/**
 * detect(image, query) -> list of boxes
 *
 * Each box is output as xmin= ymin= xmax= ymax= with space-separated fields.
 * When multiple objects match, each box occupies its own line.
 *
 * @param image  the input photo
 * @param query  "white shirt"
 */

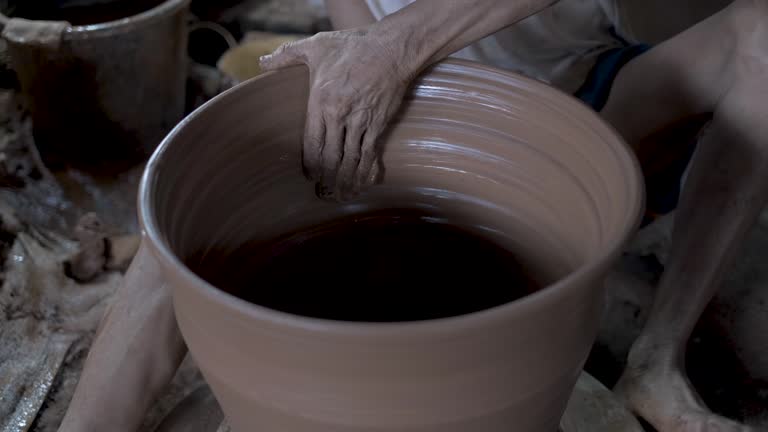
xmin=364 ymin=0 xmax=731 ymax=93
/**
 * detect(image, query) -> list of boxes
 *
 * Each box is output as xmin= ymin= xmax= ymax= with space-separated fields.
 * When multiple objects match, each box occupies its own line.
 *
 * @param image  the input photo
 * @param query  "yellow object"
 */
xmin=217 ymin=31 xmax=304 ymax=82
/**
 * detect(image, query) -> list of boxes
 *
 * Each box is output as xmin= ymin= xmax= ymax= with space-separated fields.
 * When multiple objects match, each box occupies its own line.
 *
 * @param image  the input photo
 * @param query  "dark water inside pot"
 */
xmin=188 ymin=208 xmax=543 ymax=322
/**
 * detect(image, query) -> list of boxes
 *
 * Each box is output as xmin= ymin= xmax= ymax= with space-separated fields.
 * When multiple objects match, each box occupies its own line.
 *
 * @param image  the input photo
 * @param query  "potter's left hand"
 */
xmin=259 ymin=27 xmax=414 ymax=200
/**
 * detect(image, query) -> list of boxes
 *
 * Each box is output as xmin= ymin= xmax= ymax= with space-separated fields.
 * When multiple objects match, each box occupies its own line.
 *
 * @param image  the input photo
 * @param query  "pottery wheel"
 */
xmin=559 ymin=372 xmax=643 ymax=432
xmin=177 ymin=371 xmax=644 ymax=432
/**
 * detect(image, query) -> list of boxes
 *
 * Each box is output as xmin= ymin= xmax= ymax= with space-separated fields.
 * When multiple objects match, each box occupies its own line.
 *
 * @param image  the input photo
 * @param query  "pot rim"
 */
xmin=139 ymin=59 xmax=645 ymax=337
xmin=0 ymin=0 xmax=191 ymax=39
xmin=68 ymin=0 xmax=190 ymax=38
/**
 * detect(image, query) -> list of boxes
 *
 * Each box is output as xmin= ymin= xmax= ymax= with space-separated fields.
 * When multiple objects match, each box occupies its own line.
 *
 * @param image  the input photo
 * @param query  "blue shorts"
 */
xmin=574 ymin=44 xmax=650 ymax=112
xmin=574 ymin=43 xmax=696 ymax=226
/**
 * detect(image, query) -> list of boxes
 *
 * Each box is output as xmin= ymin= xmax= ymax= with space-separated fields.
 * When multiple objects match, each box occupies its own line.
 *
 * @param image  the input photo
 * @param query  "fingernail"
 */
xmin=371 ymin=170 xmax=383 ymax=185
xmin=370 ymin=161 xmax=384 ymax=185
xmin=315 ymin=182 xmax=335 ymax=201
xmin=303 ymin=163 xmax=321 ymax=182
xmin=334 ymin=187 xmax=347 ymax=203
xmin=301 ymin=163 xmax=312 ymax=181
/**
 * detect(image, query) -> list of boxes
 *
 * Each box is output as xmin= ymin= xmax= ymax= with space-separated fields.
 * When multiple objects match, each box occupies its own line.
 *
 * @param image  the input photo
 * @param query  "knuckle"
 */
xmin=344 ymin=141 xmax=362 ymax=157
xmin=274 ymin=42 xmax=293 ymax=56
xmin=361 ymin=143 xmax=377 ymax=159
xmin=323 ymin=147 xmax=342 ymax=162
xmin=285 ymin=39 xmax=304 ymax=51
xmin=349 ymin=109 xmax=372 ymax=125
xmin=342 ymin=154 xmax=361 ymax=172
xmin=324 ymin=107 xmax=345 ymax=122
xmin=303 ymin=129 xmax=323 ymax=144
xmin=303 ymin=138 xmax=323 ymax=155
xmin=340 ymin=156 xmax=357 ymax=171
xmin=311 ymin=31 xmax=331 ymax=40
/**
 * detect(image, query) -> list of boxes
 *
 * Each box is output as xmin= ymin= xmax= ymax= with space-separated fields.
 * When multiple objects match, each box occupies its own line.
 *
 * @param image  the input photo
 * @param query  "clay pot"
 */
xmin=135 ymin=60 xmax=643 ymax=431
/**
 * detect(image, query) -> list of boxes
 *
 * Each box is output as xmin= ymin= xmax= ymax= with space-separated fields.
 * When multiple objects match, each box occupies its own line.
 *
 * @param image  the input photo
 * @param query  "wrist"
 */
xmin=365 ymin=15 xmax=432 ymax=84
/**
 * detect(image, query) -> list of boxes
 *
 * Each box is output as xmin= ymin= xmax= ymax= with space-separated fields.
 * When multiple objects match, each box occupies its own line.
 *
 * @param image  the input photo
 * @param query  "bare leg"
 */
xmin=615 ymin=92 xmax=768 ymax=432
xmin=600 ymin=1 xmax=768 ymax=430
xmin=58 ymin=243 xmax=187 ymax=432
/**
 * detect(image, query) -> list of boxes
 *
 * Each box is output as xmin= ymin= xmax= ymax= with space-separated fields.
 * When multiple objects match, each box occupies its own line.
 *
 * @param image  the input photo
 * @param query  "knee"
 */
xmin=730 ymin=0 xmax=768 ymax=26
xmin=714 ymin=84 xmax=768 ymax=146
xmin=727 ymin=0 xmax=768 ymax=79
xmin=706 ymin=0 xmax=768 ymax=126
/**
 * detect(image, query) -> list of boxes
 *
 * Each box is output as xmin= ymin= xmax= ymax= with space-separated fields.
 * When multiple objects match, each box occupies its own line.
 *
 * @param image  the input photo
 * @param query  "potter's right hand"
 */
xmin=259 ymin=0 xmax=560 ymax=199
xmin=259 ymin=28 xmax=415 ymax=200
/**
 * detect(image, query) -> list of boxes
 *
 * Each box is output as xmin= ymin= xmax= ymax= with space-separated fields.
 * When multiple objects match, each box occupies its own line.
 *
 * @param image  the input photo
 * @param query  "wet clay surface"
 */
xmin=188 ymin=208 xmax=541 ymax=322
xmin=10 ymin=0 xmax=166 ymax=25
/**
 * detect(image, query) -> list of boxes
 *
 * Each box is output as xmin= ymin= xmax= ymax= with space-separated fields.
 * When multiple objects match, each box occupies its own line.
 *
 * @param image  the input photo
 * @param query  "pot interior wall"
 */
xmin=148 ymin=63 xmax=640 ymax=292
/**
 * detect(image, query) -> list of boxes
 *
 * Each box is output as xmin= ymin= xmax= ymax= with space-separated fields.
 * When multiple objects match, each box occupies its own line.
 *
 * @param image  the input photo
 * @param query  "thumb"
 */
xmin=260 ymin=41 xmax=304 ymax=71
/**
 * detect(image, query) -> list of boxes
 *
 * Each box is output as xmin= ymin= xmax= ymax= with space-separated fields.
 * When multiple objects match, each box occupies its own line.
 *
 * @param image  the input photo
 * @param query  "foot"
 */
xmin=614 ymin=344 xmax=753 ymax=432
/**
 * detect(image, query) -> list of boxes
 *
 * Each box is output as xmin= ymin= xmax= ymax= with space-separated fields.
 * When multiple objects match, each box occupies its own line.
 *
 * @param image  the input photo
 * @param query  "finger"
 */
xmin=336 ymin=124 xmax=364 ymax=199
xmin=370 ymin=156 xmax=384 ymax=185
xmin=320 ymin=116 xmax=345 ymax=194
xmin=315 ymin=182 xmax=334 ymax=201
xmin=355 ymin=125 xmax=383 ymax=190
xmin=259 ymin=41 xmax=305 ymax=71
xmin=302 ymin=99 xmax=325 ymax=181
xmin=352 ymin=156 xmax=384 ymax=197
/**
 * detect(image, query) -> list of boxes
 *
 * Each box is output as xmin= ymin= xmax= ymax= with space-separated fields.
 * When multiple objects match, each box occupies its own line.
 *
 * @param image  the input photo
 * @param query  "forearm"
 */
xmin=325 ymin=0 xmax=376 ymax=29
xmin=369 ymin=0 xmax=558 ymax=78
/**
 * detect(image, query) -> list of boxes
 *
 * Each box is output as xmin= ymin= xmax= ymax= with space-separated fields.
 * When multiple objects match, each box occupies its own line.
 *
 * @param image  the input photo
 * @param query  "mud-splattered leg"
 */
xmin=58 ymin=243 xmax=187 ymax=432
xmin=600 ymin=1 xmax=768 ymax=430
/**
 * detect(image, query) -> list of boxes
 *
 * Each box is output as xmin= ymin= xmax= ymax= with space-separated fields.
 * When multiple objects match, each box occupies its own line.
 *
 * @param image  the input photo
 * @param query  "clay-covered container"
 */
xmin=1 ymin=0 xmax=190 ymax=165
xmin=138 ymin=60 xmax=643 ymax=431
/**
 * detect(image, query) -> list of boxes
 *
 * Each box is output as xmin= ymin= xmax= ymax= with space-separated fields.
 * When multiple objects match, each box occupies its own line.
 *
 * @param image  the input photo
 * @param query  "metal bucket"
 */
xmin=0 ymin=0 xmax=191 ymax=169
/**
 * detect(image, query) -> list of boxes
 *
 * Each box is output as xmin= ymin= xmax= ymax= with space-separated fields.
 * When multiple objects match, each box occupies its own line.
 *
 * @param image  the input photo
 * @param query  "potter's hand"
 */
xmin=260 ymin=28 xmax=413 ymax=199
xmin=260 ymin=0 xmax=558 ymax=200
